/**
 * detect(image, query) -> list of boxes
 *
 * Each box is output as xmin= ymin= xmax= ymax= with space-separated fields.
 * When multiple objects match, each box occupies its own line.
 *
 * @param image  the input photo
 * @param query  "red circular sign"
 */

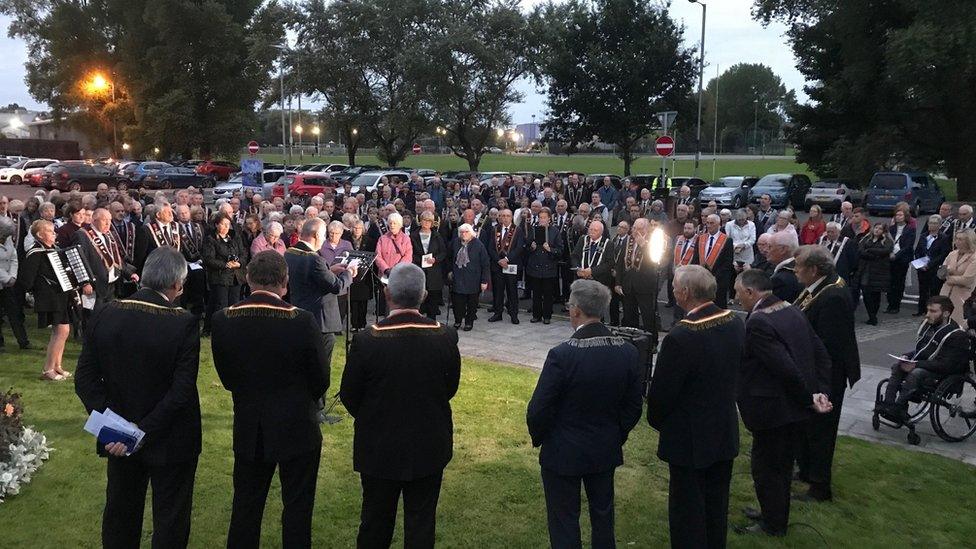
xmin=247 ymin=140 xmax=259 ymax=155
xmin=412 ymin=143 xmax=422 ymax=155
xmin=655 ymin=135 xmax=675 ymax=157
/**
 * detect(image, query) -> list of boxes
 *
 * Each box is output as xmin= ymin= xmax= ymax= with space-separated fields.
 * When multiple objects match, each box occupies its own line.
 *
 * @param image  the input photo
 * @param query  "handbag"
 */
xmin=937 ymin=264 xmax=949 ymax=280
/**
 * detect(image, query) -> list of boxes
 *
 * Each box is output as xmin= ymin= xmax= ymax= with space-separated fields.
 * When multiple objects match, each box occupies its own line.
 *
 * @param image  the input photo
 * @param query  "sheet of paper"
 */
xmin=84 ymin=407 xmax=146 ymax=455
xmin=347 ymin=258 xmax=361 ymax=270
xmin=188 ymin=261 xmax=203 ymax=271
xmin=81 ymin=293 xmax=96 ymax=310
xmin=888 ymin=353 xmax=918 ymax=364
xmin=503 ymin=264 xmax=518 ymax=275
xmin=910 ymin=257 xmax=929 ymax=270
xmin=422 ymin=253 xmax=435 ymax=268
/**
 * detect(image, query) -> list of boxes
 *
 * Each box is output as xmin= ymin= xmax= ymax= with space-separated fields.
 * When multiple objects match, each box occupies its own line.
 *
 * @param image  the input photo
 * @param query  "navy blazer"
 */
xmin=648 ymin=303 xmax=743 ymax=469
xmin=738 ymin=295 xmax=832 ymax=432
xmin=449 ymin=236 xmax=490 ymax=294
xmin=482 ymin=223 xmax=526 ymax=271
xmin=524 ymin=225 xmax=564 ymax=279
xmin=914 ymin=231 xmax=952 ymax=272
xmin=889 ymin=223 xmax=917 ymax=264
xmin=527 ymin=322 xmax=643 ymax=476
xmin=284 ymin=240 xmax=352 ymax=333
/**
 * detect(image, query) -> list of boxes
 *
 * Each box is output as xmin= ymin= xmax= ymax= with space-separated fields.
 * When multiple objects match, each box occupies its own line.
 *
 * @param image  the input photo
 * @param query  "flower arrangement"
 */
xmin=0 ymin=390 xmax=52 ymax=503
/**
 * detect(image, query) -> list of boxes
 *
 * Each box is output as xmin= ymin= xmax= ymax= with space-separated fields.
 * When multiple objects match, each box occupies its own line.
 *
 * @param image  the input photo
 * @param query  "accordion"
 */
xmin=47 ymin=245 xmax=94 ymax=292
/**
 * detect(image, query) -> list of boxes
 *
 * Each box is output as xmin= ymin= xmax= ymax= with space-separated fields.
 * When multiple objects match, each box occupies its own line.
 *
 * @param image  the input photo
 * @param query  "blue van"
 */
xmin=864 ymin=172 xmax=944 ymax=217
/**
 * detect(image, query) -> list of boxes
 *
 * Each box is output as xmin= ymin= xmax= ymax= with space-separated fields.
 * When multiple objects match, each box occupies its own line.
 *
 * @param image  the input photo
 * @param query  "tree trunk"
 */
xmin=949 ymin=154 xmax=974 ymax=202
xmin=345 ymin=129 xmax=358 ymax=165
xmin=618 ymin=143 xmax=634 ymax=176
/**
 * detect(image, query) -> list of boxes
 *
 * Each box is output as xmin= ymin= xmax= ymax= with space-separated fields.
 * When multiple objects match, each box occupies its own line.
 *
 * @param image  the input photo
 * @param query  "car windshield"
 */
xmin=870 ymin=174 xmax=906 ymax=190
xmin=226 ymin=175 xmax=243 ymax=183
xmin=712 ymin=178 xmax=742 ymax=188
xmin=812 ymin=181 xmax=842 ymax=188
xmin=349 ymin=174 xmax=377 ymax=188
xmin=755 ymin=175 xmax=788 ymax=187
xmin=9 ymin=160 xmax=27 ymax=169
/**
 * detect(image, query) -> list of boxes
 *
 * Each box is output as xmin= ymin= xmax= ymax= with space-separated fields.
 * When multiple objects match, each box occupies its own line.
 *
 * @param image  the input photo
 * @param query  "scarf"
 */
xmin=455 ymin=241 xmax=470 ymax=269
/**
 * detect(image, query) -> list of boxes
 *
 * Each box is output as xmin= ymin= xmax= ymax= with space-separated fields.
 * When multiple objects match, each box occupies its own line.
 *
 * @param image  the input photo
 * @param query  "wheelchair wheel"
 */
xmin=930 ymin=375 xmax=976 ymax=442
xmin=871 ymin=412 xmax=880 ymax=431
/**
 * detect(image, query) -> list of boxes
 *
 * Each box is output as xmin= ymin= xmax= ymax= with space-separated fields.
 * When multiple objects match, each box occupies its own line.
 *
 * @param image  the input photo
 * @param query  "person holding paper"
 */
xmin=913 ymin=215 xmax=952 ymax=317
xmin=483 ymin=209 xmax=524 ymax=324
xmin=411 ymin=211 xmax=447 ymax=319
xmin=211 ymin=251 xmax=331 ymax=548
xmin=74 ymin=247 xmax=201 ymax=549
xmin=73 ymin=208 xmax=139 ymax=309
xmin=885 ymin=208 xmax=916 ymax=314
xmin=879 ymin=295 xmax=970 ymax=424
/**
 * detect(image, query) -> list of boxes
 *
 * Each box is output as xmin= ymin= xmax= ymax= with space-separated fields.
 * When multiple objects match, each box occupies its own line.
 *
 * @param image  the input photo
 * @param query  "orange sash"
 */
xmin=673 ymin=237 xmax=695 ymax=266
xmin=697 ymin=232 xmax=727 ymax=270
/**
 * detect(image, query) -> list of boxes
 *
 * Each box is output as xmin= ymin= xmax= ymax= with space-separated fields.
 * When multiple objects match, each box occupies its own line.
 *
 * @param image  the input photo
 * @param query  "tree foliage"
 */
xmin=0 ymin=0 xmax=285 ymax=158
xmin=700 ymin=63 xmax=796 ymax=153
xmin=754 ymin=0 xmax=976 ymax=197
xmin=533 ymin=0 xmax=696 ymax=175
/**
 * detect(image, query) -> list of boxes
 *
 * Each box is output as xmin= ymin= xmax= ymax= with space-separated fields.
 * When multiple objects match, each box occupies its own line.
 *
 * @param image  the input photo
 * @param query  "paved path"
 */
xmin=455 ymin=304 xmax=976 ymax=467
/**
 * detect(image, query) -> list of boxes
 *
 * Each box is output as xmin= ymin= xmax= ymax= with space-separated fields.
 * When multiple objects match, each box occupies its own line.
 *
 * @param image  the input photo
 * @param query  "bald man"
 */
xmin=74 ymin=208 xmax=139 ymax=305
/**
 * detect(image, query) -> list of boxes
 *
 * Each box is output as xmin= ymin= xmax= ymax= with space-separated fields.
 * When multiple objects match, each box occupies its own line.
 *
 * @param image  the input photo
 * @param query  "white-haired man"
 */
xmin=693 ymin=214 xmax=735 ymax=309
xmin=767 ymin=229 xmax=802 ymax=302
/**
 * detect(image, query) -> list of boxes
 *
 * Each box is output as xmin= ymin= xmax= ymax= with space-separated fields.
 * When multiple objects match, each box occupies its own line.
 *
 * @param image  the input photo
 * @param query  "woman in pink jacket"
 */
xmin=249 ymin=221 xmax=286 ymax=256
xmin=374 ymin=212 xmax=413 ymax=277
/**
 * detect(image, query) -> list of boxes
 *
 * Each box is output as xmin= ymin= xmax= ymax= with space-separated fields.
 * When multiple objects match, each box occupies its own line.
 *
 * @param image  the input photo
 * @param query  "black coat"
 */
xmin=202 ymin=232 xmax=247 ymax=287
xmin=857 ymin=235 xmax=894 ymax=291
xmin=347 ymin=235 xmax=375 ymax=302
xmin=738 ymin=295 xmax=832 ymax=432
xmin=524 ymin=225 xmax=563 ymax=279
xmin=72 ymin=228 xmax=136 ymax=303
xmin=914 ymin=232 xmax=952 ymax=273
xmin=411 ymin=229 xmax=448 ymax=290
xmin=211 ymin=292 xmax=331 ymax=462
xmin=571 ymin=236 xmax=616 ymax=288
xmin=284 ymin=240 xmax=353 ymax=333
xmin=449 ymin=237 xmax=490 ymax=294
xmin=527 ymin=322 xmax=643 ymax=476
xmin=340 ymin=312 xmax=461 ymax=481
xmin=75 ymin=288 xmax=201 ymax=464
xmin=648 ymin=304 xmax=743 ymax=469
xmin=797 ymin=276 xmax=861 ymax=390
xmin=771 ymin=258 xmax=803 ymax=303
xmin=821 ymin=237 xmax=859 ymax=283
xmin=889 ymin=223 xmax=917 ymax=265
xmin=134 ymin=221 xmax=181 ymax=272
xmin=18 ymin=244 xmax=71 ymax=314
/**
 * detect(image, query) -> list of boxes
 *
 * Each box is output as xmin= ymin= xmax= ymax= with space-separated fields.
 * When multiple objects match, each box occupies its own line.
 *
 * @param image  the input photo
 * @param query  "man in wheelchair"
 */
xmin=879 ymin=296 xmax=970 ymax=424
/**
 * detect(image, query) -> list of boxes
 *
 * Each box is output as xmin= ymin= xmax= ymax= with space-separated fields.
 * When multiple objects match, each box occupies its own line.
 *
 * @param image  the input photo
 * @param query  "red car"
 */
xmin=271 ymin=172 xmax=336 ymax=198
xmin=195 ymin=160 xmax=239 ymax=181
xmin=26 ymin=167 xmax=49 ymax=187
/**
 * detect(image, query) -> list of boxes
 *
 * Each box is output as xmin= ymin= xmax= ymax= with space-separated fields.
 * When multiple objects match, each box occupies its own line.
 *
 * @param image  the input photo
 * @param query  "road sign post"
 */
xmin=655 ymin=111 xmax=678 ymax=195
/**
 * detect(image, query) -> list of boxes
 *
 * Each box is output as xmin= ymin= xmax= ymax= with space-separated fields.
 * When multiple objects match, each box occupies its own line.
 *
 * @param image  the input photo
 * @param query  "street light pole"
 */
xmin=689 ymin=0 xmax=706 ymax=176
xmin=712 ymin=63 xmax=719 ymax=180
xmin=279 ymin=51 xmax=286 ymax=163
xmin=754 ymin=98 xmax=759 ymax=152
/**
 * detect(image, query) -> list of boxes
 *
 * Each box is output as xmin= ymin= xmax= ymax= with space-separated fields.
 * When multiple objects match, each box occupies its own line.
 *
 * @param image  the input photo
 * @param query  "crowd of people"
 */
xmin=2 ymin=169 xmax=975 ymax=547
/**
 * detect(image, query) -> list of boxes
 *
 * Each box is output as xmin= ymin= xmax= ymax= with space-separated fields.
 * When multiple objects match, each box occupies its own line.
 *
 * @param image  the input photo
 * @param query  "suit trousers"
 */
xmin=491 ymin=270 xmax=519 ymax=318
xmin=529 ymin=276 xmax=557 ymax=320
xmin=796 ymin=367 xmax=848 ymax=495
xmin=887 ymin=260 xmax=910 ymax=310
xmin=103 ymin=456 xmax=198 ymax=549
xmin=350 ymin=298 xmax=370 ymax=329
xmin=750 ymin=422 xmax=799 ymax=534
xmin=667 ymin=460 xmax=733 ymax=549
xmin=541 ymin=467 xmax=616 ymax=549
xmin=205 ymin=283 xmax=241 ymax=331
xmin=558 ymin=262 xmax=574 ymax=302
xmin=0 ymin=286 xmax=28 ymax=347
xmin=608 ymin=279 xmax=622 ymax=326
xmin=916 ymin=269 xmax=944 ymax=315
xmin=357 ymin=472 xmax=444 ymax=549
xmin=180 ymin=268 xmax=206 ymax=318
xmin=622 ymin=292 xmax=657 ymax=333
xmin=451 ymin=292 xmax=479 ymax=325
xmin=227 ymin=448 xmax=322 ymax=549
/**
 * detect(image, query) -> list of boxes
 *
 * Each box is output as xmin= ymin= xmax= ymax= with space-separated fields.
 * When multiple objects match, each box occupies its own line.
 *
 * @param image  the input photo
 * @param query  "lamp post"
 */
xmin=754 ymin=97 xmax=760 ymax=152
xmin=312 ymin=125 xmax=320 ymax=157
xmin=688 ymin=0 xmax=706 ymax=176
xmin=84 ymin=72 xmax=118 ymax=157
xmin=295 ymin=124 xmax=304 ymax=161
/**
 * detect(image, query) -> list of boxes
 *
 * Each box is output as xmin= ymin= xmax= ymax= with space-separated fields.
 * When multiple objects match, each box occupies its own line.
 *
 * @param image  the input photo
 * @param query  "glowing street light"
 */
xmin=8 ymin=117 xmax=22 ymax=129
xmin=648 ymin=227 xmax=667 ymax=264
xmin=351 ymin=128 xmax=358 ymax=136
xmin=153 ymin=147 xmax=160 ymax=155
xmin=312 ymin=125 xmax=320 ymax=156
xmin=121 ymin=142 xmax=130 ymax=152
xmin=82 ymin=71 xmax=118 ymax=156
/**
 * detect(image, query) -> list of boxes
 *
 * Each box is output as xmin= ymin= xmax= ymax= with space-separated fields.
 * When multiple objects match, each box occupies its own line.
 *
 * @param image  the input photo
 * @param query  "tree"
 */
xmin=534 ymin=0 xmax=696 ymax=176
xmin=754 ymin=0 xmax=976 ymax=198
xmin=0 ymin=0 xmax=285 ymax=158
xmin=292 ymin=0 xmax=434 ymax=167
xmin=425 ymin=0 xmax=533 ymax=170
xmin=700 ymin=63 xmax=796 ymax=153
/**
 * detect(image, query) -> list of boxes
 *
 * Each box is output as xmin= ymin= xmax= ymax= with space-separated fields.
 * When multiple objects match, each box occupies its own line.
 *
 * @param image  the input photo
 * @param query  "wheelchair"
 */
xmin=873 ymin=368 xmax=976 ymax=445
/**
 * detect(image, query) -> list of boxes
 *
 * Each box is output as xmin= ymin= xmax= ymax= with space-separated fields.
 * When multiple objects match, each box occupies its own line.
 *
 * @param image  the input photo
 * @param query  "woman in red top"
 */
xmin=799 ymin=204 xmax=827 ymax=245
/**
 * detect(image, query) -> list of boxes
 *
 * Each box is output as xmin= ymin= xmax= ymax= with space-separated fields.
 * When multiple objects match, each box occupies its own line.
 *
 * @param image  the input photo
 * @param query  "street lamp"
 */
xmin=312 ymin=125 xmax=320 ymax=156
xmin=153 ymin=147 xmax=160 ymax=156
xmin=83 ymin=71 xmax=118 ymax=158
xmin=121 ymin=143 xmax=130 ymax=153
xmin=295 ymin=124 xmax=304 ymax=161
xmin=688 ymin=0 xmax=706 ymax=176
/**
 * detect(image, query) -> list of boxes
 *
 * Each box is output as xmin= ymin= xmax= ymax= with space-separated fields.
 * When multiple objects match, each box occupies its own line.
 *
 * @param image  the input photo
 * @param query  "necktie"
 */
xmin=707 ymin=235 xmax=715 ymax=256
xmin=164 ymin=226 xmax=171 ymax=243
xmin=501 ymin=227 xmax=506 ymax=241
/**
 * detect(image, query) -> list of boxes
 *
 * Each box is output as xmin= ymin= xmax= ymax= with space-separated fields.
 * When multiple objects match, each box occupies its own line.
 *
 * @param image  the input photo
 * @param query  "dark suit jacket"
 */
xmin=483 ymin=224 xmax=525 ymax=273
xmin=829 ymin=238 xmax=859 ymax=283
xmin=411 ymin=229 xmax=448 ymax=290
xmin=615 ymin=238 xmax=659 ymax=295
xmin=648 ymin=303 xmax=743 ymax=469
xmin=211 ymin=291 xmax=330 ymax=461
xmin=75 ymin=288 xmax=201 ymax=464
xmin=449 ymin=237 xmax=490 ymax=294
xmin=340 ymin=312 xmax=461 ymax=481
xmin=691 ymin=232 xmax=735 ymax=286
xmin=570 ymin=236 xmax=615 ymax=288
xmin=524 ymin=225 xmax=563 ymax=279
xmin=771 ymin=258 xmax=803 ymax=302
xmin=914 ymin=232 xmax=952 ymax=273
xmin=738 ymin=295 xmax=832 ymax=432
xmin=72 ymin=229 xmax=136 ymax=303
xmin=284 ymin=240 xmax=352 ymax=333
xmin=797 ymin=276 xmax=861 ymax=390
xmin=889 ymin=223 xmax=917 ymax=264
xmin=527 ymin=322 xmax=643 ymax=476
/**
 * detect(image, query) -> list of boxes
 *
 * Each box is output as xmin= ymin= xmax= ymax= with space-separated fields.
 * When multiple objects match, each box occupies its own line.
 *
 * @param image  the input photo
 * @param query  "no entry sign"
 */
xmin=247 ymin=140 xmax=259 ymax=155
xmin=412 ymin=143 xmax=422 ymax=155
xmin=655 ymin=136 xmax=675 ymax=157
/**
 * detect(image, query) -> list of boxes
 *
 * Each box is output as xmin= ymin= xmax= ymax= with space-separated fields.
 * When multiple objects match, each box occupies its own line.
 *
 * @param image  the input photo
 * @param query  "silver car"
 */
xmin=804 ymin=179 xmax=864 ymax=211
xmin=696 ymin=176 xmax=759 ymax=209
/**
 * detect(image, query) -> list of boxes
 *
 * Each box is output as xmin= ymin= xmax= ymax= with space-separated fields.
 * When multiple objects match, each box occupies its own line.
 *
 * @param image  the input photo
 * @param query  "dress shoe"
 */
xmin=488 ymin=314 xmax=503 ymax=322
xmin=454 ymin=322 xmax=462 ymax=329
xmin=742 ymin=507 xmax=763 ymax=521
xmin=510 ymin=317 xmax=520 ymax=325
xmin=866 ymin=318 xmax=878 ymax=326
xmin=530 ymin=317 xmax=542 ymax=323
xmin=463 ymin=324 xmax=473 ymax=331
xmin=543 ymin=318 xmax=551 ymax=325
xmin=733 ymin=522 xmax=785 ymax=537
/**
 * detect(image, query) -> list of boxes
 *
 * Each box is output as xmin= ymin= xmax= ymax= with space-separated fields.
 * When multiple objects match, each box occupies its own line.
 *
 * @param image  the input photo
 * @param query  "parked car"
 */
xmin=748 ymin=173 xmax=813 ymax=210
xmin=43 ymin=161 xmax=131 ymax=192
xmin=513 ymin=171 xmax=545 ymax=183
xmin=668 ymin=176 xmax=710 ymax=199
xmin=554 ymin=171 xmax=588 ymax=184
xmin=804 ymin=179 xmax=864 ymax=211
xmin=123 ymin=162 xmax=173 ymax=184
xmin=195 ymin=160 xmax=239 ymax=181
xmin=697 ymin=176 xmax=760 ymax=209
xmin=214 ymin=169 xmax=296 ymax=200
xmin=442 ymin=170 xmax=480 ymax=181
xmin=342 ymin=170 xmax=412 ymax=196
xmin=0 ymin=158 xmax=58 ymax=185
xmin=478 ymin=171 xmax=511 ymax=183
xmin=305 ymin=163 xmax=348 ymax=174
xmin=330 ymin=165 xmax=383 ymax=184
xmin=589 ymin=173 xmax=624 ymax=189
xmin=26 ymin=167 xmax=49 ymax=187
xmin=864 ymin=171 xmax=944 ymax=217
xmin=271 ymin=172 xmax=337 ymax=199
xmin=141 ymin=166 xmax=215 ymax=189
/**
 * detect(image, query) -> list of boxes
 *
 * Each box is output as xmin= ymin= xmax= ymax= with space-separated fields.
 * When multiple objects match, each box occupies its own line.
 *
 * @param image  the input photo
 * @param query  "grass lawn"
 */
xmin=2 ymin=322 xmax=975 ymax=547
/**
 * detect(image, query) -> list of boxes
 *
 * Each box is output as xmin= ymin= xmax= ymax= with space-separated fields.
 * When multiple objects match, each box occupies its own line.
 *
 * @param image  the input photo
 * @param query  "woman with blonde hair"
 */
xmin=19 ymin=219 xmax=73 ymax=380
xmin=940 ymin=229 xmax=976 ymax=326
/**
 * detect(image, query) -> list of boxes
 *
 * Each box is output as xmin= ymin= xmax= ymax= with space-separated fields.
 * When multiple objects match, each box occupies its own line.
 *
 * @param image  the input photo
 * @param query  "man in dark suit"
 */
xmin=527 ymin=279 xmax=643 ymax=549
xmin=818 ymin=222 xmax=859 ymax=284
xmin=648 ymin=265 xmax=744 ymax=549
xmin=212 ymin=251 xmax=331 ymax=548
xmin=73 ymin=208 xmax=139 ymax=308
xmin=766 ymin=229 xmax=802 ymax=302
xmin=134 ymin=202 xmax=181 ymax=272
xmin=914 ymin=214 xmax=952 ymax=316
xmin=75 ymin=247 xmax=201 ymax=548
xmin=793 ymin=246 xmax=861 ymax=502
xmin=341 ymin=263 xmax=461 ymax=548
xmin=615 ymin=218 xmax=661 ymax=332
xmin=484 ymin=209 xmax=525 ymax=323
xmin=733 ymin=269 xmax=833 ymax=537
xmin=753 ymin=194 xmax=777 ymax=235
xmin=692 ymin=213 xmax=735 ymax=308
xmin=570 ymin=219 xmax=616 ymax=301
xmin=284 ymin=216 xmax=356 ymax=353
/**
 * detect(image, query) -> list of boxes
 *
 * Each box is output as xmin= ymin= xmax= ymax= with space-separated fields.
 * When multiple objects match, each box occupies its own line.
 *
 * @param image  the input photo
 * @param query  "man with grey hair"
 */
xmin=527 ymin=278 xmax=642 ymax=549
xmin=340 ymin=262 xmax=461 ymax=549
xmin=75 ymin=246 xmax=201 ymax=548
xmin=955 ymin=203 xmax=976 ymax=233
xmin=693 ymin=213 xmax=735 ymax=309
xmin=649 ymin=264 xmax=744 ymax=548
xmin=818 ymin=220 xmax=857 ymax=284
xmin=767 ymin=229 xmax=802 ymax=302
